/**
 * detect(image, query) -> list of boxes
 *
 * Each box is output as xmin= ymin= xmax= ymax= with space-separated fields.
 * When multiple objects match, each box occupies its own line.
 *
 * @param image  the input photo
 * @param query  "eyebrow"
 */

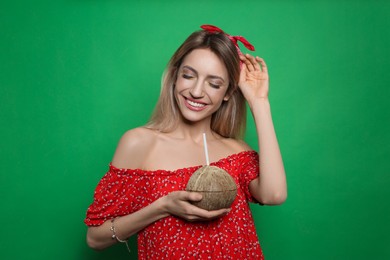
xmin=181 ymin=65 xmax=226 ymax=83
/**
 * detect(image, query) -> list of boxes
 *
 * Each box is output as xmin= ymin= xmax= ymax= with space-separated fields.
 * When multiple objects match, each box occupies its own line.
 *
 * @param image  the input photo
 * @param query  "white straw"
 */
xmin=202 ymin=133 xmax=210 ymax=166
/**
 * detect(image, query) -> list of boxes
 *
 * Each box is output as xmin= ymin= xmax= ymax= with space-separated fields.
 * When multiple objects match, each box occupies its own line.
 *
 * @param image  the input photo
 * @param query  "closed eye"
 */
xmin=209 ymin=82 xmax=221 ymax=89
xmin=182 ymin=74 xmax=194 ymax=79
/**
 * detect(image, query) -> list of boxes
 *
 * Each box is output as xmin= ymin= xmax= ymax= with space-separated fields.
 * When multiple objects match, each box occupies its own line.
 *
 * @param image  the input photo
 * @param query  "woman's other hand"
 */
xmin=238 ymin=54 xmax=269 ymax=107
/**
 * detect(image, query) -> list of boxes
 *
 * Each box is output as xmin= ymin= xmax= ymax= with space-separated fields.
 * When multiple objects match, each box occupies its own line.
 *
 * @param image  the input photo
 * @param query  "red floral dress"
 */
xmin=85 ymin=150 xmax=264 ymax=259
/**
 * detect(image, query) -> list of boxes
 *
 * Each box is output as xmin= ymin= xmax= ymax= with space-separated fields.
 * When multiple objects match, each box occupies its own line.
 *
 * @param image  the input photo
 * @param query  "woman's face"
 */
xmin=174 ymin=48 xmax=230 ymax=124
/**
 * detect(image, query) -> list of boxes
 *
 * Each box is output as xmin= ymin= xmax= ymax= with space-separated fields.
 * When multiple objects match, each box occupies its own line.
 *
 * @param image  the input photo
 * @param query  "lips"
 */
xmin=184 ymin=97 xmax=207 ymax=111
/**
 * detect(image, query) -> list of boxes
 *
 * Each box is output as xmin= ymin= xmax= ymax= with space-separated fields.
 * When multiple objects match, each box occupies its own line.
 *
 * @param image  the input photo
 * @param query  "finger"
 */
xmin=184 ymin=191 xmax=203 ymax=202
xmin=207 ymin=208 xmax=231 ymax=217
xmin=243 ymin=54 xmax=255 ymax=72
xmin=201 ymin=208 xmax=231 ymax=221
xmin=192 ymin=207 xmax=231 ymax=219
xmin=240 ymin=53 xmax=254 ymax=72
xmin=246 ymin=54 xmax=261 ymax=71
xmin=256 ymin=57 xmax=268 ymax=73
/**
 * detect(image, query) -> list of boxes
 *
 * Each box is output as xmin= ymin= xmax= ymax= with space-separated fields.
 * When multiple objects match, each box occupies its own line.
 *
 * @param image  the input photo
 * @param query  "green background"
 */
xmin=1 ymin=0 xmax=389 ymax=259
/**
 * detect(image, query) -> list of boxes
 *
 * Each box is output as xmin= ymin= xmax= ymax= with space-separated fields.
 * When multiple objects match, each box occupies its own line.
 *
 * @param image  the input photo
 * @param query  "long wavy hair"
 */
xmin=146 ymin=29 xmax=247 ymax=139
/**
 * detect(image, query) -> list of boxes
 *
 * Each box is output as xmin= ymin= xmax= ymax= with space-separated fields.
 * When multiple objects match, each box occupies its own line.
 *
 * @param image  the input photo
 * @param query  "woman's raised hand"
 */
xmin=161 ymin=191 xmax=230 ymax=222
xmin=238 ymin=54 xmax=269 ymax=107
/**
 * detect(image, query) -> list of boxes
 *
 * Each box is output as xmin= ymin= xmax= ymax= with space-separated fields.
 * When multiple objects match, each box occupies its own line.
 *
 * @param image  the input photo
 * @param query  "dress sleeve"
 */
xmin=84 ymin=165 xmax=148 ymax=226
xmin=239 ymin=151 xmax=260 ymax=203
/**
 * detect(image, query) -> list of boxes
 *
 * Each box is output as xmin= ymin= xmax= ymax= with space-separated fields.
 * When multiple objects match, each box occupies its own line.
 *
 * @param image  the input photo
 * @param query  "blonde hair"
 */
xmin=146 ymin=30 xmax=247 ymax=139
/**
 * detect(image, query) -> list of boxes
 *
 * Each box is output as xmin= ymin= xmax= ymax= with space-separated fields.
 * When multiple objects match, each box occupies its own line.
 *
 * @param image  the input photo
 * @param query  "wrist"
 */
xmin=248 ymin=97 xmax=270 ymax=111
xmin=155 ymin=196 xmax=170 ymax=218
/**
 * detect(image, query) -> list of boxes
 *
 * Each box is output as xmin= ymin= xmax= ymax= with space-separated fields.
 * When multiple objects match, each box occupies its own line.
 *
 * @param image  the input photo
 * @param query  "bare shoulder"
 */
xmin=225 ymin=138 xmax=253 ymax=153
xmin=215 ymin=135 xmax=254 ymax=159
xmin=111 ymin=127 xmax=157 ymax=169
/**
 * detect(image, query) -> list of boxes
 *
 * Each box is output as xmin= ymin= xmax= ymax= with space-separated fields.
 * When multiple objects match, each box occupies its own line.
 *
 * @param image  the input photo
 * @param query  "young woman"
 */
xmin=85 ymin=25 xmax=287 ymax=259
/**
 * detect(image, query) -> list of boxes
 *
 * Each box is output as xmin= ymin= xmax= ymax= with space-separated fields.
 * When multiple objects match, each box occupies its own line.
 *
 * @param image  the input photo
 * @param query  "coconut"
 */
xmin=186 ymin=165 xmax=237 ymax=211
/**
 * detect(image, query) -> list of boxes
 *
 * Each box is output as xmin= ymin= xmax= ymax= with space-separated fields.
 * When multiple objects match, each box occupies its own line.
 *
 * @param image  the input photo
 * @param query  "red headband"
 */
xmin=200 ymin=24 xmax=255 ymax=57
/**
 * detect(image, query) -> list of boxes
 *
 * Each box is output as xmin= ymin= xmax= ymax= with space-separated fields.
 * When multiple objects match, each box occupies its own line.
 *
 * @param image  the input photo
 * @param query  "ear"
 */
xmin=224 ymin=85 xmax=235 ymax=101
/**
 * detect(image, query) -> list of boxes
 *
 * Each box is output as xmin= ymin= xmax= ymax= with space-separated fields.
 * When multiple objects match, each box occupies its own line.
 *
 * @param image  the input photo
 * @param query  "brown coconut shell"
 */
xmin=186 ymin=165 xmax=237 ymax=211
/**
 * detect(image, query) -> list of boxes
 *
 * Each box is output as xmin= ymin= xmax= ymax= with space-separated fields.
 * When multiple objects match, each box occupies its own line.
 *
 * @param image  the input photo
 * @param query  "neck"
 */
xmin=171 ymin=118 xmax=217 ymax=144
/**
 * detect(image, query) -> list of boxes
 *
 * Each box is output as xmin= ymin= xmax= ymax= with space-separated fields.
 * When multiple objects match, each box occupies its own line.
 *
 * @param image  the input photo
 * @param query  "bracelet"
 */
xmin=110 ymin=217 xmax=131 ymax=253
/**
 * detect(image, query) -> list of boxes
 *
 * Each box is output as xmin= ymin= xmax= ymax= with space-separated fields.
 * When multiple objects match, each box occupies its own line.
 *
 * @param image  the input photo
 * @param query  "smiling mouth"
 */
xmin=187 ymin=99 xmax=205 ymax=107
xmin=184 ymin=97 xmax=207 ymax=111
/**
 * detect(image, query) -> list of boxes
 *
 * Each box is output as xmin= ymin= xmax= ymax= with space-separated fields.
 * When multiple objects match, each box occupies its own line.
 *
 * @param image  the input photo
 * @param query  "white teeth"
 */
xmin=187 ymin=99 xmax=205 ymax=108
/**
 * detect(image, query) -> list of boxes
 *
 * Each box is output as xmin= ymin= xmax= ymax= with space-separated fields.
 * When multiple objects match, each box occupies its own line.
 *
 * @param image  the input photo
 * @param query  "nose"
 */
xmin=189 ymin=80 xmax=204 ymax=98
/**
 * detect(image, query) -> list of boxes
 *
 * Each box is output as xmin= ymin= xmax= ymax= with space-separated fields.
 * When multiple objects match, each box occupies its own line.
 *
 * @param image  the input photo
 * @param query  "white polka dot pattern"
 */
xmin=85 ymin=151 xmax=263 ymax=259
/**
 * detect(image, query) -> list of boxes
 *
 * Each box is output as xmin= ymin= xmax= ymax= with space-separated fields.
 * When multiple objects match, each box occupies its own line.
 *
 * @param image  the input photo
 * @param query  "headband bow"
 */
xmin=200 ymin=24 xmax=255 ymax=57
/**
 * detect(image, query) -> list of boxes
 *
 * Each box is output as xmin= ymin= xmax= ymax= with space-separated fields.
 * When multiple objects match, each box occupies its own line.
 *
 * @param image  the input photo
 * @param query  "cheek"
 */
xmin=210 ymin=89 xmax=229 ymax=103
xmin=176 ymin=77 xmax=196 ymax=92
xmin=175 ymin=77 xmax=185 ymax=90
xmin=173 ymin=78 xmax=189 ymax=101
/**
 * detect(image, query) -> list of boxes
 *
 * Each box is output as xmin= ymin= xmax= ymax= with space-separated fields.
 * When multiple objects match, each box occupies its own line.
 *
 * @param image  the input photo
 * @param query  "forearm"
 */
xmin=87 ymin=197 xmax=169 ymax=250
xmin=249 ymin=98 xmax=287 ymax=205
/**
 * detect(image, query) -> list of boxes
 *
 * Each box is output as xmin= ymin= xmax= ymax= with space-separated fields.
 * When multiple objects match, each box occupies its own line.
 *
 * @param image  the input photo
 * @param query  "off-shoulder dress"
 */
xmin=85 ymin=150 xmax=264 ymax=259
